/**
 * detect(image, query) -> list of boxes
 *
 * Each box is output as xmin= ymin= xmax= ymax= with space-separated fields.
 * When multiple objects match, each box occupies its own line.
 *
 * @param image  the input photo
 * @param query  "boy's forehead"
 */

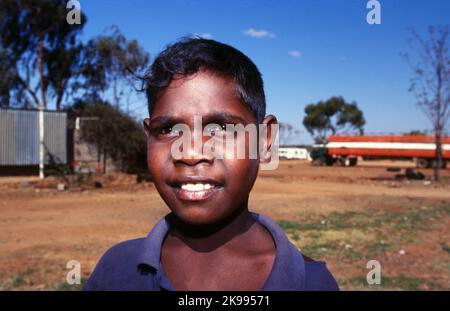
xmin=151 ymin=72 xmax=255 ymax=122
xmin=150 ymin=106 xmax=255 ymax=127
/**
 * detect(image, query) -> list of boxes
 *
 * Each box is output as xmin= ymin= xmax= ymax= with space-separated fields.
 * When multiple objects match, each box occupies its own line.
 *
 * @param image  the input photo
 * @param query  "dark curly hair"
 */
xmin=144 ymin=37 xmax=266 ymax=123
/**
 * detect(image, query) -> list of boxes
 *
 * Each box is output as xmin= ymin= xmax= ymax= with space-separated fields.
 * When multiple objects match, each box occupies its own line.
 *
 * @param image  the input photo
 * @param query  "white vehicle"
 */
xmin=278 ymin=147 xmax=311 ymax=160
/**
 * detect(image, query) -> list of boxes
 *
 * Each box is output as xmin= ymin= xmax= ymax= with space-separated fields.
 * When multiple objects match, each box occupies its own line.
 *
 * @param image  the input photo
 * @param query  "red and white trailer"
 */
xmin=326 ymin=135 xmax=450 ymax=168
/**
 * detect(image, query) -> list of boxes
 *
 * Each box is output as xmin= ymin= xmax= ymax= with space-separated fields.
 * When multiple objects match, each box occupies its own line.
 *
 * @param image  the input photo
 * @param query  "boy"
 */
xmin=83 ymin=38 xmax=339 ymax=291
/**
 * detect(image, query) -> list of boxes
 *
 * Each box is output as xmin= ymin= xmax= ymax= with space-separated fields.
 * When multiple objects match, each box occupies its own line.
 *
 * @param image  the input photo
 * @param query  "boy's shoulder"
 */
xmin=83 ymin=216 xmax=171 ymax=291
xmin=93 ymin=237 xmax=144 ymax=263
xmin=303 ymin=257 xmax=340 ymax=291
xmin=254 ymin=213 xmax=339 ymax=291
xmin=83 ymin=213 xmax=339 ymax=291
xmin=82 ymin=237 xmax=152 ymax=291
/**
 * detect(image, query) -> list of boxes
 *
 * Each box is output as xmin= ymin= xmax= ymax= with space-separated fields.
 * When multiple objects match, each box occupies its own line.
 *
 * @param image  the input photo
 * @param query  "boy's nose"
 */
xmin=173 ymin=151 xmax=214 ymax=166
xmin=172 ymin=139 xmax=214 ymax=166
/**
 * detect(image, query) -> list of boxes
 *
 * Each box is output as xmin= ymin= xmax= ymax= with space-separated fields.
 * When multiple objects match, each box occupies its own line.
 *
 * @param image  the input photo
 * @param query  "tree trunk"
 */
xmin=434 ymin=130 xmax=442 ymax=181
xmin=103 ymin=148 xmax=107 ymax=174
xmin=0 ymin=89 xmax=9 ymax=107
xmin=97 ymin=144 xmax=101 ymax=173
xmin=433 ymin=59 xmax=443 ymax=182
xmin=113 ymin=79 xmax=120 ymax=110
xmin=37 ymin=33 xmax=47 ymax=109
xmin=56 ymin=90 xmax=63 ymax=111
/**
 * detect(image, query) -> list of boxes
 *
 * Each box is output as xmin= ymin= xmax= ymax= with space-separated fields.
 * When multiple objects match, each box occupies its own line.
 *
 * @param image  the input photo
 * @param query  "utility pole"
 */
xmin=39 ymin=107 xmax=45 ymax=179
xmin=75 ymin=116 xmax=100 ymax=172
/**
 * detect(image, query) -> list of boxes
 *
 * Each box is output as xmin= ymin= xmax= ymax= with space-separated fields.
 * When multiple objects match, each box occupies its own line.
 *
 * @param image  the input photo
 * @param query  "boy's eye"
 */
xmin=154 ymin=126 xmax=182 ymax=138
xmin=205 ymin=123 xmax=227 ymax=136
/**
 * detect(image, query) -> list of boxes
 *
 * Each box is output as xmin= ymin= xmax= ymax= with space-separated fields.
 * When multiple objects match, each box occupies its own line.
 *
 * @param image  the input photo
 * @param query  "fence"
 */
xmin=0 ymin=108 xmax=67 ymax=166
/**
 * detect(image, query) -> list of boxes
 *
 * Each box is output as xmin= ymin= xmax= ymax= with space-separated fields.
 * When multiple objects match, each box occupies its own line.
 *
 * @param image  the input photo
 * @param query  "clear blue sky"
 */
xmin=78 ymin=0 xmax=450 ymax=144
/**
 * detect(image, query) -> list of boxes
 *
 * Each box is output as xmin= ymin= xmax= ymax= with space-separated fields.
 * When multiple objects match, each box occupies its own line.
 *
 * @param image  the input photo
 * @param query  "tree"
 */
xmin=303 ymin=96 xmax=365 ymax=143
xmin=0 ymin=49 xmax=21 ymax=107
xmin=403 ymin=26 xmax=450 ymax=181
xmin=45 ymin=41 xmax=84 ymax=111
xmin=67 ymin=99 xmax=147 ymax=174
xmin=80 ymin=26 xmax=149 ymax=110
xmin=0 ymin=0 xmax=86 ymax=110
xmin=279 ymin=123 xmax=301 ymax=146
xmin=407 ymin=130 xmax=426 ymax=136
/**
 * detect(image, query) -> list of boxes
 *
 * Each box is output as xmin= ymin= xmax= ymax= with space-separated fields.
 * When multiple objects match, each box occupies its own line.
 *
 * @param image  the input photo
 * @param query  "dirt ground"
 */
xmin=0 ymin=160 xmax=449 ymax=290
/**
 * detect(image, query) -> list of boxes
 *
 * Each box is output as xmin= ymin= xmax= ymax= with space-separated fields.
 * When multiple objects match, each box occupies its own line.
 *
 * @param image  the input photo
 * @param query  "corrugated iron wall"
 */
xmin=0 ymin=109 xmax=67 ymax=165
xmin=44 ymin=111 xmax=67 ymax=164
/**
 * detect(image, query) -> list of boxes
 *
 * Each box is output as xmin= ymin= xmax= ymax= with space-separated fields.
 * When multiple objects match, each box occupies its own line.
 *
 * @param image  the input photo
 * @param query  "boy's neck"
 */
xmin=167 ymin=203 xmax=255 ymax=252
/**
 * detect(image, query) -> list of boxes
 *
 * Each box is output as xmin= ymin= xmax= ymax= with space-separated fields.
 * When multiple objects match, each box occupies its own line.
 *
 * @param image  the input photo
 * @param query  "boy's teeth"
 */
xmin=180 ymin=183 xmax=214 ymax=191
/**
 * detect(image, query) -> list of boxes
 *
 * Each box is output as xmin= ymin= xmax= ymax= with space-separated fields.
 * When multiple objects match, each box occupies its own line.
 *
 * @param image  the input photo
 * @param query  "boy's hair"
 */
xmin=144 ymin=37 xmax=266 ymax=123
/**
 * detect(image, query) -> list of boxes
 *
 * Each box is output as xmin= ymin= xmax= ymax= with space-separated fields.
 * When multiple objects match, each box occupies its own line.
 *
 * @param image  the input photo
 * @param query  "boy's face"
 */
xmin=144 ymin=71 xmax=272 ymax=226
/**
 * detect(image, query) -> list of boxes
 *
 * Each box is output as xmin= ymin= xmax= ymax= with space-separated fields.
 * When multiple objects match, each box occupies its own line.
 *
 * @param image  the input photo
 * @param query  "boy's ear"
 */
xmin=259 ymin=114 xmax=278 ymax=164
xmin=143 ymin=118 xmax=151 ymax=138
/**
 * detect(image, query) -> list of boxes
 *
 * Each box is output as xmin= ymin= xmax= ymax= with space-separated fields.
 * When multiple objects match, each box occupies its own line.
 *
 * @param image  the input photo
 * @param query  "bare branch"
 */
xmin=404 ymin=25 xmax=450 ymax=181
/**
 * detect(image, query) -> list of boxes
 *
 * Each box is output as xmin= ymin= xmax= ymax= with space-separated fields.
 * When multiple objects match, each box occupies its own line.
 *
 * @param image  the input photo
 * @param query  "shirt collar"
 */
xmin=137 ymin=215 xmax=170 ymax=270
xmin=256 ymin=213 xmax=306 ymax=290
xmin=137 ymin=212 xmax=306 ymax=290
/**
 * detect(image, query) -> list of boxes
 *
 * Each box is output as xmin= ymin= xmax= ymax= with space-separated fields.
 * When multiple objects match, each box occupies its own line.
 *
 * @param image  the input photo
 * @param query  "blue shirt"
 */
xmin=83 ymin=212 xmax=339 ymax=291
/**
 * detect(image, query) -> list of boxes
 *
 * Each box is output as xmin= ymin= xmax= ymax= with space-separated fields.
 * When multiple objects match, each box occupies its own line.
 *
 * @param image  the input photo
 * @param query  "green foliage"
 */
xmin=407 ymin=130 xmax=427 ymax=136
xmin=0 ymin=48 xmax=24 ymax=107
xmin=281 ymin=202 xmax=449 ymax=259
xmin=0 ymin=0 xmax=87 ymax=110
xmin=442 ymin=243 xmax=450 ymax=254
xmin=303 ymin=96 xmax=365 ymax=143
xmin=280 ymin=203 xmax=449 ymax=234
xmin=50 ymin=277 xmax=87 ymax=291
xmin=80 ymin=25 xmax=149 ymax=108
xmin=1 ymin=2 xmax=151 ymax=174
xmin=68 ymin=99 xmax=147 ymax=174
xmin=340 ymin=275 xmax=444 ymax=291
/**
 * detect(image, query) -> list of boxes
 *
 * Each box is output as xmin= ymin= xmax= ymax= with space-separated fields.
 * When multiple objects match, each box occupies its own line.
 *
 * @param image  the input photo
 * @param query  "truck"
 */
xmin=278 ymin=147 xmax=310 ymax=160
xmin=310 ymin=135 xmax=450 ymax=168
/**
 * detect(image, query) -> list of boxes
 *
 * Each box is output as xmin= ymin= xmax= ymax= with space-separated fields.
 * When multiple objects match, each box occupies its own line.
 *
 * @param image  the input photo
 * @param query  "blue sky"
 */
xmin=78 ymin=0 xmax=450 ymax=144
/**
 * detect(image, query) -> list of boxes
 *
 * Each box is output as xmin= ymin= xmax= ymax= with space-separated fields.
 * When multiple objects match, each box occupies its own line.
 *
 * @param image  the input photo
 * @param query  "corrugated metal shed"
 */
xmin=0 ymin=108 xmax=67 ymax=165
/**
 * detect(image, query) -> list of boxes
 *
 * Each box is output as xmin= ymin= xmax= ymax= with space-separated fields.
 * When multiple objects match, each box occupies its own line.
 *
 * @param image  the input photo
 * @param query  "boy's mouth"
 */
xmin=170 ymin=178 xmax=223 ymax=202
xmin=180 ymin=183 xmax=215 ymax=191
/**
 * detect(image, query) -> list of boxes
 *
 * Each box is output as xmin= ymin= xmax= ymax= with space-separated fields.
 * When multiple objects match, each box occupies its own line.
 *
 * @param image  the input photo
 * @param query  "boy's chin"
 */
xmin=169 ymin=206 xmax=236 ymax=227
xmin=171 ymin=208 xmax=223 ymax=226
